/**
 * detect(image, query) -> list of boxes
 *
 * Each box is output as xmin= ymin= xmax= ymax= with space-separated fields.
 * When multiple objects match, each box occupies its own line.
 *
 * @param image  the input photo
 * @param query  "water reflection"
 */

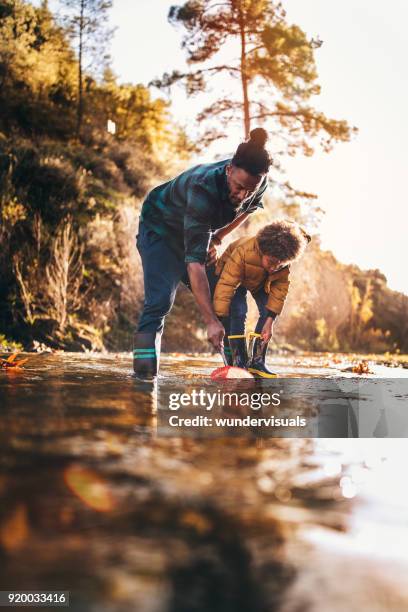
xmin=0 ymin=353 xmax=407 ymax=611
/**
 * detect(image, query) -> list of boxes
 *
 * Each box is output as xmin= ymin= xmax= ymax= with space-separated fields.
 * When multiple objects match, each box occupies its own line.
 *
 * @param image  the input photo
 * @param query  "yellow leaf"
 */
xmin=64 ymin=465 xmax=115 ymax=512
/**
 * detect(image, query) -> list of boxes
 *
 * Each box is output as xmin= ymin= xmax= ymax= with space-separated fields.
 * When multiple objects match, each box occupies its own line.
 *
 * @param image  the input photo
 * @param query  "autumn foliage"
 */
xmin=0 ymin=0 xmax=189 ymax=351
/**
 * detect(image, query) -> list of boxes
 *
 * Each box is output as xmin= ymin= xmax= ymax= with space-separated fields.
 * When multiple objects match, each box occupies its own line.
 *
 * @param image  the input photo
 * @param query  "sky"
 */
xmin=45 ymin=0 xmax=407 ymax=295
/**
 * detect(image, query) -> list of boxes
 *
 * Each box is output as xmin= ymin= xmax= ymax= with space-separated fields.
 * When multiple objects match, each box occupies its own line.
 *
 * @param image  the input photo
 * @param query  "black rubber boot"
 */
xmin=133 ymin=331 xmax=161 ymax=379
xmin=247 ymin=333 xmax=277 ymax=378
xmin=228 ymin=335 xmax=248 ymax=369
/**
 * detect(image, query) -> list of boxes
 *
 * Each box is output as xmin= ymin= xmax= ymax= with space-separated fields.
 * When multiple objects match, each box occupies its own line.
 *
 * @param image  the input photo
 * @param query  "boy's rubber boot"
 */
xmin=247 ymin=332 xmax=277 ymax=378
xmin=228 ymin=335 xmax=248 ymax=369
xmin=133 ymin=331 xmax=161 ymax=379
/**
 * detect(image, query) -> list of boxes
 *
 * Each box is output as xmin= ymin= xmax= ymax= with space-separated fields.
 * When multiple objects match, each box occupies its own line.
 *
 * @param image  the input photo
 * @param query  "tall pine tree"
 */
xmin=59 ymin=0 xmax=114 ymax=139
xmin=154 ymin=0 xmax=355 ymax=154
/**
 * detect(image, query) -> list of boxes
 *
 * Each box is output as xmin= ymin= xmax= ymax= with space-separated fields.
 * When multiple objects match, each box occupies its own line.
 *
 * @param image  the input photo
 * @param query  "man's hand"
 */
xmin=261 ymin=318 xmax=274 ymax=344
xmin=187 ymin=262 xmax=224 ymax=350
xmin=207 ymin=318 xmax=225 ymax=350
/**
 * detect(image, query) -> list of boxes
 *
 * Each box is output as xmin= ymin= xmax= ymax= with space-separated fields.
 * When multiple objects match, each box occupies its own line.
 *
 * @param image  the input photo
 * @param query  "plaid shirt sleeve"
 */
xmin=184 ymin=183 xmax=214 ymax=264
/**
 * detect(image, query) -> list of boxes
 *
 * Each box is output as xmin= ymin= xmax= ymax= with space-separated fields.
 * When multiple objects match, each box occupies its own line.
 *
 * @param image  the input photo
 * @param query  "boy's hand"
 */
xmin=261 ymin=318 xmax=274 ymax=344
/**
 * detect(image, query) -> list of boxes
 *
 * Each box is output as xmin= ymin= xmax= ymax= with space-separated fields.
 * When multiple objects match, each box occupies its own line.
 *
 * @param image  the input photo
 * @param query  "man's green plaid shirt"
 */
xmin=140 ymin=159 xmax=267 ymax=264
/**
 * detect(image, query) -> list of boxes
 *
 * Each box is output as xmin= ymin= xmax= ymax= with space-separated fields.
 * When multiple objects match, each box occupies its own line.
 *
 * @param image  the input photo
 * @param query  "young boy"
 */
xmin=212 ymin=219 xmax=310 ymax=378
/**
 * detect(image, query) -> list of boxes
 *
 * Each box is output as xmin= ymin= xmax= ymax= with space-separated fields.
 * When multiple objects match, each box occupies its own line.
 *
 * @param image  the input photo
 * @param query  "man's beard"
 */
xmin=230 ymin=195 xmax=248 ymax=209
xmin=228 ymin=191 xmax=246 ymax=208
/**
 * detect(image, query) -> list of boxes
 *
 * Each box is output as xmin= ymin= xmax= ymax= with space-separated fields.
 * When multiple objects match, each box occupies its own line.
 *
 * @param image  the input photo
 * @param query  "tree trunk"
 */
xmin=76 ymin=0 xmax=85 ymax=140
xmin=237 ymin=1 xmax=250 ymax=139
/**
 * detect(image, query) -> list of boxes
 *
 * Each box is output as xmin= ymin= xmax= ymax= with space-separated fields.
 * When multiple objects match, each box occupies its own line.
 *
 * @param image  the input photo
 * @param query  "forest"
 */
xmin=1 ymin=0 xmax=407 ymax=355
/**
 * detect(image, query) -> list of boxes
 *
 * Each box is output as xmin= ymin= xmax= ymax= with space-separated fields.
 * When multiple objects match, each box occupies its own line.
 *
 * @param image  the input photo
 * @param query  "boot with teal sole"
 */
xmin=133 ymin=331 xmax=161 ymax=379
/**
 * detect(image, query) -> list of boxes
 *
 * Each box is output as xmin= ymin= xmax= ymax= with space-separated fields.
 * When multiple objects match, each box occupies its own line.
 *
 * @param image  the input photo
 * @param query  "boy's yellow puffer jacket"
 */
xmin=213 ymin=236 xmax=290 ymax=317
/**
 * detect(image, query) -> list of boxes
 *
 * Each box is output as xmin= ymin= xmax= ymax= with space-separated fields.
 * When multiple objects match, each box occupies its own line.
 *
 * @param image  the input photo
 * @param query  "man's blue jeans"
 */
xmin=221 ymin=285 xmax=270 ymax=336
xmin=136 ymin=222 xmax=218 ymax=333
xmin=136 ymin=221 xmax=269 ymax=336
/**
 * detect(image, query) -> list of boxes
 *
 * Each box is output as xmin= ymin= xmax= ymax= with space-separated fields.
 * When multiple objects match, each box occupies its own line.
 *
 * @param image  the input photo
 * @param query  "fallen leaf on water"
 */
xmin=0 ymin=353 xmax=29 ymax=369
xmin=180 ymin=510 xmax=212 ymax=534
xmin=352 ymin=361 xmax=373 ymax=375
xmin=64 ymin=465 xmax=116 ymax=512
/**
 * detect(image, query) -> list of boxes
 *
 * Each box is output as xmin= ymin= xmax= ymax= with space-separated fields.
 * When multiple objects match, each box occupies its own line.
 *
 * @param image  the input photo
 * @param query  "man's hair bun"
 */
xmin=249 ymin=127 xmax=268 ymax=148
xmin=232 ymin=127 xmax=272 ymax=175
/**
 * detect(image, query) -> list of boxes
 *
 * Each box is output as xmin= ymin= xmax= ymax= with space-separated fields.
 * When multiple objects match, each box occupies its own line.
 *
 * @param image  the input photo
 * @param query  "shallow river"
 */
xmin=0 ymin=353 xmax=408 ymax=611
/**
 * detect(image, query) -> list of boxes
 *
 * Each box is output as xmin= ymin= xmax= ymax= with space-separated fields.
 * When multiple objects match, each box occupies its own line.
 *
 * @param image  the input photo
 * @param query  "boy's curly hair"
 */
xmin=257 ymin=219 xmax=311 ymax=261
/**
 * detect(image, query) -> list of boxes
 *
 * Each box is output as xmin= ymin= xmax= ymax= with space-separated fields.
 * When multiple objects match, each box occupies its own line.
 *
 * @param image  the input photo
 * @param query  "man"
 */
xmin=133 ymin=127 xmax=272 ymax=378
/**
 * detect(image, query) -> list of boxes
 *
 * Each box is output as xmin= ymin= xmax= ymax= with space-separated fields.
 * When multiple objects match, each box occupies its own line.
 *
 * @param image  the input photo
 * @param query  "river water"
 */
xmin=0 ymin=352 xmax=408 ymax=611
